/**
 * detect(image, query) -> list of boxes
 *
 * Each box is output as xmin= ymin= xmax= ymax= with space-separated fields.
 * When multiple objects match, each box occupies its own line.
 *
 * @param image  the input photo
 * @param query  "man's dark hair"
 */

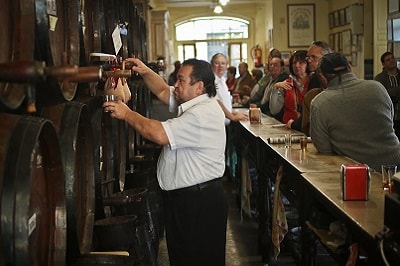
xmin=183 ymin=58 xmax=217 ymax=97
xmin=311 ymin=40 xmax=333 ymax=55
xmin=381 ymin=52 xmax=394 ymax=64
xmin=227 ymin=66 xmax=236 ymax=76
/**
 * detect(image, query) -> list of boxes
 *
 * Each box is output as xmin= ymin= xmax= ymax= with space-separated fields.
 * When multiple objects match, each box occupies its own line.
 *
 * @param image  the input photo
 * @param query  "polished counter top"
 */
xmin=301 ymin=171 xmax=384 ymax=239
xmin=265 ymin=143 xmax=359 ymax=173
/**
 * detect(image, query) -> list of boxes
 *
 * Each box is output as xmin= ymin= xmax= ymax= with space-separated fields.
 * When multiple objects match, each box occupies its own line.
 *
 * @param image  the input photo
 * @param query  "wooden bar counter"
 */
xmin=301 ymin=171 xmax=384 ymax=265
xmin=232 ymin=110 xmax=386 ymax=265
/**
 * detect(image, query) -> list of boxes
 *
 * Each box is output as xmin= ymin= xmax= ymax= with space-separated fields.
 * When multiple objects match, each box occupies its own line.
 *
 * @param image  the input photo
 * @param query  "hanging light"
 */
xmin=219 ymin=0 xmax=229 ymax=6
xmin=214 ymin=4 xmax=223 ymax=14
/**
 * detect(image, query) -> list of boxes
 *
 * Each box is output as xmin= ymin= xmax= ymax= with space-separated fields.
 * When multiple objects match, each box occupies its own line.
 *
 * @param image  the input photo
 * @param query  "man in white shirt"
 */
xmin=104 ymin=58 xmax=228 ymax=265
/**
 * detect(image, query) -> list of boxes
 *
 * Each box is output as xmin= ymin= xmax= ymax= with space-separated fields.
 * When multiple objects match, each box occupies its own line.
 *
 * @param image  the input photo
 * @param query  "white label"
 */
xmin=28 ymin=213 xmax=37 ymax=236
xmin=112 ymin=25 xmax=122 ymax=55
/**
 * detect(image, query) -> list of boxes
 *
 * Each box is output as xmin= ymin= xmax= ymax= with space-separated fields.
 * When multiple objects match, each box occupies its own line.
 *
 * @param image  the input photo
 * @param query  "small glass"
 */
xmin=300 ymin=136 xmax=308 ymax=151
xmin=381 ymin=165 xmax=397 ymax=192
xmin=103 ymin=94 xmax=117 ymax=112
xmin=284 ymin=133 xmax=292 ymax=148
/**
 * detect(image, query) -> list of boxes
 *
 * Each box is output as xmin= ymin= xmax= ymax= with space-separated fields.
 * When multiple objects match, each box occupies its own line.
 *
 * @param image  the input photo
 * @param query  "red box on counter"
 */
xmin=341 ymin=164 xmax=370 ymax=201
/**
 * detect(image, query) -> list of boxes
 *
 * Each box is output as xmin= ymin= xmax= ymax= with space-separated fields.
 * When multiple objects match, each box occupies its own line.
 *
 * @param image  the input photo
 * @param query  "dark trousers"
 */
xmin=163 ymin=180 xmax=228 ymax=266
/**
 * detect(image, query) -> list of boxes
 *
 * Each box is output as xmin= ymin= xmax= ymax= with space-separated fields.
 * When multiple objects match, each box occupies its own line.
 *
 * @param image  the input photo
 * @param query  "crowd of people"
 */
xmin=102 ymin=42 xmax=400 ymax=265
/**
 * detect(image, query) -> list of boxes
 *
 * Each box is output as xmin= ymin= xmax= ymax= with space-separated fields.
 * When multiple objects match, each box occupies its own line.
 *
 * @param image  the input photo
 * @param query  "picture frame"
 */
xmin=281 ymin=51 xmax=291 ymax=61
xmin=345 ymin=6 xmax=352 ymax=24
xmin=351 ymin=34 xmax=358 ymax=46
xmin=335 ymin=32 xmax=341 ymax=52
xmin=287 ymin=4 xmax=315 ymax=47
xmin=329 ymin=12 xmax=335 ymax=29
xmin=339 ymin=9 xmax=346 ymax=26
xmin=333 ymin=10 xmax=340 ymax=28
xmin=351 ymin=52 xmax=358 ymax=66
xmin=342 ymin=30 xmax=352 ymax=55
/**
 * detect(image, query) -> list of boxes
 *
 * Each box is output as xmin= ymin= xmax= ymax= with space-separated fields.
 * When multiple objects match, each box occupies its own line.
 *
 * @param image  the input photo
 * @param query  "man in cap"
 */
xmin=310 ymin=52 xmax=400 ymax=171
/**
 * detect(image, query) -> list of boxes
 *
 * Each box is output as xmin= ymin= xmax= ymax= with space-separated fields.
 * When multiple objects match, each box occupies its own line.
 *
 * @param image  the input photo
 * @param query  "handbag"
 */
xmin=269 ymin=88 xmax=285 ymax=115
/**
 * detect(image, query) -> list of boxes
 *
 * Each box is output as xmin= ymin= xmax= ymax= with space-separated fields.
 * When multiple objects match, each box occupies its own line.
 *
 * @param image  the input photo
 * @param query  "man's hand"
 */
xmin=232 ymin=111 xmax=249 ymax=121
xmin=102 ymin=100 xmax=132 ymax=120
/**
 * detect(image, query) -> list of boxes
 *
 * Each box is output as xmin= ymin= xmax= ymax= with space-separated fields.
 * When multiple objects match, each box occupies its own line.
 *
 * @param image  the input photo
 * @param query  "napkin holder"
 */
xmin=249 ymin=107 xmax=261 ymax=124
xmin=341 ymin=164 xmax=370 ymax=201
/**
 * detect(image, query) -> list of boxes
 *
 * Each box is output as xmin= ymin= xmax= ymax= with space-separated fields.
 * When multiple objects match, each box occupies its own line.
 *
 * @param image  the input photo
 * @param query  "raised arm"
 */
xmin=125 ymin=57 xmax=172 ymax=104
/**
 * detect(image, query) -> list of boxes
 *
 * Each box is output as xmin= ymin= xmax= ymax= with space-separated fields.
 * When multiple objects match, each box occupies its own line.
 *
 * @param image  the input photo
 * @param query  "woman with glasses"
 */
xmin=269 ymin=50 xmax=311 ymax=124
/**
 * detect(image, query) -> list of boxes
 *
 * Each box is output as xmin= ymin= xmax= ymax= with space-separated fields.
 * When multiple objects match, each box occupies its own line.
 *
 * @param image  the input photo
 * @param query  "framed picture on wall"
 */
xmin=335 ymin=32 xmax=341 ymax=52
xmin=352 ymin=34 xmax=358 ymax=46
xmin=287 ymin=4 xmax=315 ymax=47
xmin=342 ymin=30 xmax=351 ymax=55
xmin=351 ymin=52 xmax=358 ymax=66
xmin=345 ymin=6 xmax=352 ymax=24
xmin=329 ymin=13 xmax=335 ymax=28
xmin=339 ymin=9 xmax=346 ymax=26
xmin=281 ymin=51 xmax=291 ymax=61
xmin=333 ymin=10 xmax=340 ymax=27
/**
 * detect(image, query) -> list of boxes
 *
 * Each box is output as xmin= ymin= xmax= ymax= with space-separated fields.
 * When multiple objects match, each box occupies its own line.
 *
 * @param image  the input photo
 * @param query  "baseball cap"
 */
xmin=319 ymin=52 xmax=350 ymax=74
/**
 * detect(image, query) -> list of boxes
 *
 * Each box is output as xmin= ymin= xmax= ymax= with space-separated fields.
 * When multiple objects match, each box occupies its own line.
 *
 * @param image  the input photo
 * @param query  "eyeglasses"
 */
xmin=306 ymin=55 xmax=320 ymax=61
xmin=213 ymin=61 xmax=227 ymax=66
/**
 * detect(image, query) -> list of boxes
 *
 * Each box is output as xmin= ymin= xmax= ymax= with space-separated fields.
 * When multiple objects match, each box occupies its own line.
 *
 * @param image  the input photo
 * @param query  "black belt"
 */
xmin=167 ymin=178 xmax=222 ymax=194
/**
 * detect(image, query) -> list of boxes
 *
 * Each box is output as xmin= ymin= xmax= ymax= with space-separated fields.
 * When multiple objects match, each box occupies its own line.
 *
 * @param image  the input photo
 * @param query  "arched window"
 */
xmin=176 ymin=16 xmax=249 ymax=41
xmin=175 ymin=16 xmax=249 ymax=69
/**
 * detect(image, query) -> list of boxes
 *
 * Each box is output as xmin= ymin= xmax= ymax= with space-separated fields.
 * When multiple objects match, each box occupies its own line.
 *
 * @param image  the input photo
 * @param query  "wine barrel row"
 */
xmin=0 ymin=0 xmax=148 ymax=112
xmin=0 ymin=0 xmax=155 ymax=265
xmin=0 ymin=98 xmax=142 ymax=265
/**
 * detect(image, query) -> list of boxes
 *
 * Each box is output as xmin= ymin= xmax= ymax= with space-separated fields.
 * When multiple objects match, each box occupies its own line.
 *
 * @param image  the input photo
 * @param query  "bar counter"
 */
xmin=232 ymin=109 xmax=386 ymax=265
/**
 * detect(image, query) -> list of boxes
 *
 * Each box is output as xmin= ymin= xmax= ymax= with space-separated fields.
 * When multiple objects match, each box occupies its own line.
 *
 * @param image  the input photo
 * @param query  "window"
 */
xmin=175 ymin=16 xmax=249 ymax=69
xmin=176 ymin=17 xmax=249 ymax=41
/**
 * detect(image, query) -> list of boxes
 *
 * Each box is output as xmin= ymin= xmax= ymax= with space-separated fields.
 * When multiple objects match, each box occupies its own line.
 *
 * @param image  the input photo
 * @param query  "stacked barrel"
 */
xmin=0 ymin=0 xmax=161 ymax=265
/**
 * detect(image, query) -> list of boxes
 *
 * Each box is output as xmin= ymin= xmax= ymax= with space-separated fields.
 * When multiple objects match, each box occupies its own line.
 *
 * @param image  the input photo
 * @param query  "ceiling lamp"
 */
xmin=214 ymin=4 xmax=223 ymax=14
xmin=219 ymin=0 xmax=229 ymax=6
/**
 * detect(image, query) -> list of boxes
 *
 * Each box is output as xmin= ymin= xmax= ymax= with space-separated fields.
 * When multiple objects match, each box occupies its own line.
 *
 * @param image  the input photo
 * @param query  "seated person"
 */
xmin=269 ymin=50 xmax=311 ymax=124
xmin=233 ymin=62 xmax=256 ymax=99
xmin=310 ymin=53 xmax=400 ymax=171
xmin=226 ymin=66 xmax=237 ymax=93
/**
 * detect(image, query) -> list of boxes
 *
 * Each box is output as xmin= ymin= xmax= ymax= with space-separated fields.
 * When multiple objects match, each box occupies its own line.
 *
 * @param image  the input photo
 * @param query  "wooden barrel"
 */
xmin=104 ymin=188 xmax=159 ymax=266
xmin=0 ymin=114 xmax=66 ymax=265
xmin=78 ymin=95 xmax=126 ymax=219
xmin=41 ymin=101 xmax=96 ymax=256
xmin=80 ymin=0 xmax=103 ymax=64
xmin=0 ymin=0 xmax=35 ymax=110
xmin=34 ymin=0 xmax=80 ymax=104
xmin=92 ymin=215 xmax=141 ymax=262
